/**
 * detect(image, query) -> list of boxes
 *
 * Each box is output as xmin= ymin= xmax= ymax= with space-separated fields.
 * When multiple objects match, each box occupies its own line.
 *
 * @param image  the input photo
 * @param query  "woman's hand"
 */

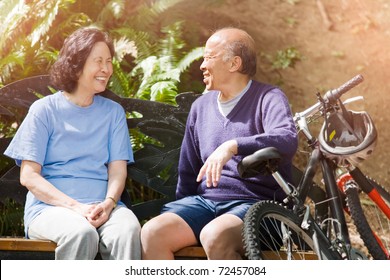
xmin=85 ymin=200 xmax=114 ymax=228
xmin=61 ymin=201 xmax=113 ymax=228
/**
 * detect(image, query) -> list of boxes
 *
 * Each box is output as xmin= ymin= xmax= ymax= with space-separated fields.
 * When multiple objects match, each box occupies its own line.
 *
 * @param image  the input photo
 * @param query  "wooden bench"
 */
xmin=0 ymin=75 xmax=329 ymax=260
xmin=0 ymin=75 xmax=206 ymax=259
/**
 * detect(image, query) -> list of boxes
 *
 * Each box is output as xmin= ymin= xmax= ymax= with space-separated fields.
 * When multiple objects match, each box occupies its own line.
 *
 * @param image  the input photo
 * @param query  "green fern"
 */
xmin=128 ymin=0 xmax=184 ymax=32
xmin=29 ymin=0 xmax=64 ymax=47
xmin=0 ymin=0 xmax=89 ymax=84
xmin=110 ymin=60 xmax=132 ymax=97
xmin=178 ymin=47 xmax=204 ymax=72
xmin=97 ymin=0 xmax=126 ymax=22
xmin=127 ymin=21 xmax=203 ymax=103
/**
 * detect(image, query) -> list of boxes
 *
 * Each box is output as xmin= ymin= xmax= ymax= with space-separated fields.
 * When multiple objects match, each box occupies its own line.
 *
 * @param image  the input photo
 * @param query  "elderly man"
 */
xmin=141 ymin=27 xmax=298 ymax=259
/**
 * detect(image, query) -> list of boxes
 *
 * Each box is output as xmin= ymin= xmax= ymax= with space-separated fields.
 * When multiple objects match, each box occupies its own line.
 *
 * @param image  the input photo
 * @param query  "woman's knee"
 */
xmin=64 ymin=222 xmax=99 ymax=245
xmin=117 ymin=210 xmax=141 ymax=236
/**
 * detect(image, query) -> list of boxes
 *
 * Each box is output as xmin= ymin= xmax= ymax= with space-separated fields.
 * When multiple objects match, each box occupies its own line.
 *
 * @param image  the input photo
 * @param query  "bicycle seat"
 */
xmin=238 ymin=147 xmax=281 ymax=178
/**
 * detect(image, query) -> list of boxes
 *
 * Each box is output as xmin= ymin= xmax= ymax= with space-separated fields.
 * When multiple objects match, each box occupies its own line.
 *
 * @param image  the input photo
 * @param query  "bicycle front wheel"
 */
xmin=242 ymin=201 xmax=335 ymax=260
xmin=345 ymin=177 xmax=390 ymax=260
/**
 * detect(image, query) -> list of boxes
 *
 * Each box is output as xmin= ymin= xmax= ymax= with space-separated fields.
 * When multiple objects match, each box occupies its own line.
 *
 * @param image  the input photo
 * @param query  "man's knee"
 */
xmin=199 ymin=216 xmax=244 ymax=254
xmin=141 ymin=216 xmax=164 ymax=244
xmin=141 ymin=213 xmax=195 ymax=247
xmin=199 ymin=223 xmax=220 ymax=250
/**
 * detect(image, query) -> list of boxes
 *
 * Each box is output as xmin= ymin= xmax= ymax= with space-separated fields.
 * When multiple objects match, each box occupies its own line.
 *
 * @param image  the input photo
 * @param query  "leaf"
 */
xmin=114 ymin=36 xmax=137 ymax=61
xmin=272 ymin=47 xmax=302 ymax=69
xmin=177 ymin=46 xmax=204 ymax=72
xmin=150 ymin=81 xmax=178 ymax=104
xmin=29 ymin=1 xmax=61 ymax=47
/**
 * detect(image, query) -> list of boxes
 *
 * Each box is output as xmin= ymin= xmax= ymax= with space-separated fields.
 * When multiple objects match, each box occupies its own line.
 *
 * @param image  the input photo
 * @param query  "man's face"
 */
xmin=200 ymin=34 xmax=231 ymax=91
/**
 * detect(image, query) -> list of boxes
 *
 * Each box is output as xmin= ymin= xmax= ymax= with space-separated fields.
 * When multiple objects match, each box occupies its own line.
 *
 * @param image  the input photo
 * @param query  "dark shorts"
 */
xmin=161 ymin=195 xmax=257 ymax=242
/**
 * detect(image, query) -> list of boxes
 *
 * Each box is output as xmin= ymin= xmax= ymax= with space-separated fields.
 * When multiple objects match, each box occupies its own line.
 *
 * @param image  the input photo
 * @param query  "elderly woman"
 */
xmin=4 ymin=27 xmax=141 ymax=260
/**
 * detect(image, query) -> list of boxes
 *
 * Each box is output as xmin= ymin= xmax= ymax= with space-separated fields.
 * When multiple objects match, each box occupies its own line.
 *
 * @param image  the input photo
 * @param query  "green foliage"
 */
xmin=129 ymin=40 xmax=203 ymax=104
xmin=0 ymin=199 xmax=24 ymax=236
xmin=272 ymin=47 xmax=302 ymax=70
xmin=0 ymin=0 xmax=204 ymax=101
xmin=285 ymin=0 xmax=300 ymax=5
xmin=284 ymin=17 xmax=298 ymax=28
xmin=331 ymin=50 xmax=345 ymax=58
xmin=0 ymin=122 xmax=17 ymax=138
xmin=108 ymin=13 xmax=204 ymax=102
xmin=0 ymin=0 xmax=87 ymax=84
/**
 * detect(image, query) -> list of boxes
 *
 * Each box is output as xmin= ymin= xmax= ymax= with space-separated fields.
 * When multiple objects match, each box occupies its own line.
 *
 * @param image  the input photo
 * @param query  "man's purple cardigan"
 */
xmin=177 ymin=80 xmax=298 ymax=202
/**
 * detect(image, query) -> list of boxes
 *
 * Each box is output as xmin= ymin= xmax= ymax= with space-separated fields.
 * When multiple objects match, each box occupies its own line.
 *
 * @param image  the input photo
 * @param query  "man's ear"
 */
xmin=229 ymin=56 xmax=242 ymax=72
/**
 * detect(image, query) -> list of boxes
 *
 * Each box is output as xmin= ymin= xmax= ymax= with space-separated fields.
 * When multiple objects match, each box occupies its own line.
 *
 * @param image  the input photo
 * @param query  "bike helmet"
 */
xmin=318 ymin=110 xmax=377 ymax=166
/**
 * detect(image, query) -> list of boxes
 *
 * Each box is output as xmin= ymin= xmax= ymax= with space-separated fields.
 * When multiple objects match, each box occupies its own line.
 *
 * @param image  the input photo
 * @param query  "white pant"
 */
xmin=28 ymin=206 xmax=141 ymax=260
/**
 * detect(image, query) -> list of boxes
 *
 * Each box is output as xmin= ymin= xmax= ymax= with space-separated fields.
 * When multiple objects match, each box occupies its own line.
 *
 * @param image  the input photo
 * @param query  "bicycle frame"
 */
xmin=280 ymin=141 xmax=354 ymax=259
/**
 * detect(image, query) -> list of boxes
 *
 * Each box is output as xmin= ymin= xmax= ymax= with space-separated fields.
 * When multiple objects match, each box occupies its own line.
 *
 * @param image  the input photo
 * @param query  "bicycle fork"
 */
xmin=321 ymin=158 xmax=353 ymax=259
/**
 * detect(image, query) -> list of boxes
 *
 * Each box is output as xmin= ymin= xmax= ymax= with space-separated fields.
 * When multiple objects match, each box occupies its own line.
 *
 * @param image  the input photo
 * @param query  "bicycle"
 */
xmin=239 ymin=74 xmax=390 ymax=260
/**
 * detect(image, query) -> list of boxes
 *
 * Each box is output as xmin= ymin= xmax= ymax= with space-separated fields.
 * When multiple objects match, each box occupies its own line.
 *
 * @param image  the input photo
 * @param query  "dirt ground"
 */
xmin=197 ymin=0 xmax=390 ymax=258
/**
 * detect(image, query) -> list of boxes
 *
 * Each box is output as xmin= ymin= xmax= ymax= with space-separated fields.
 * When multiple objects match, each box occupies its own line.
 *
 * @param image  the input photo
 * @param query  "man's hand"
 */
xmin=196 ymin=140 xmax=238 ymax=187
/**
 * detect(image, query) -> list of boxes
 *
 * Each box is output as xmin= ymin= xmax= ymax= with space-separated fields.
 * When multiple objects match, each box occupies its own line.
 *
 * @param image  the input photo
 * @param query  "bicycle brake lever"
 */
xmin=342 ymin=96 xmax=364 ymax=105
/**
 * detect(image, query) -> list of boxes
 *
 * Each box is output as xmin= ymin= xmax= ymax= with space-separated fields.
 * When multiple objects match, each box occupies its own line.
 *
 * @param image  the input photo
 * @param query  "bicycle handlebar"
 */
xmin=323 ymin=74 xmax=364 ymax=103
xmin=294 ymin=74 xmax=364 ymax=121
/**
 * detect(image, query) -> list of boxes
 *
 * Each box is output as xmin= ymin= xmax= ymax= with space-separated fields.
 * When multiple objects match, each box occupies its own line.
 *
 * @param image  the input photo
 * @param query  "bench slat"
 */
xmin=174 ymin=246 xmax=207 ymax=259
xmin=0 ymin=238 xmax=206 ymax=259
xmin=0 ymin=238 xmax=318 ymax=259
xmin=0 ymin=238 xmax=56 ymax=252
xmin=261 ymin=250 xmax=318 ymax=260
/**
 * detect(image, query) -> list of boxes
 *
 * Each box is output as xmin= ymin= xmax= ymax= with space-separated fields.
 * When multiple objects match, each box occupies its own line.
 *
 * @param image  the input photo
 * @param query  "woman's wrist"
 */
xmin=105 ymin=196 xmax=117 ymax=209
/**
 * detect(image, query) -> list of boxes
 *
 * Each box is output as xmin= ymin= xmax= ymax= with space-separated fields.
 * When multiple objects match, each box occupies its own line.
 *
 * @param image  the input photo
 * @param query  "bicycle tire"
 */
xmin=345 ymin=177 xmax=390 ymax=260
xmin=242 ymin=200 xmax=334 ymax=260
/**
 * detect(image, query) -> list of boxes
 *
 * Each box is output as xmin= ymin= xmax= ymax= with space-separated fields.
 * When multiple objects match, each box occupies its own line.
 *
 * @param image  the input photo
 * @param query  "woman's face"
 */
xmin=76 ymin=41 xmax=113 ymax=95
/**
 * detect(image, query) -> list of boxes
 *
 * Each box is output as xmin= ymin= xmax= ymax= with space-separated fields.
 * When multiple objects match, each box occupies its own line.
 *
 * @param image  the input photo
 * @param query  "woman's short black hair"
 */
xmin=50 ymin=27 xmax=115 ymax=93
